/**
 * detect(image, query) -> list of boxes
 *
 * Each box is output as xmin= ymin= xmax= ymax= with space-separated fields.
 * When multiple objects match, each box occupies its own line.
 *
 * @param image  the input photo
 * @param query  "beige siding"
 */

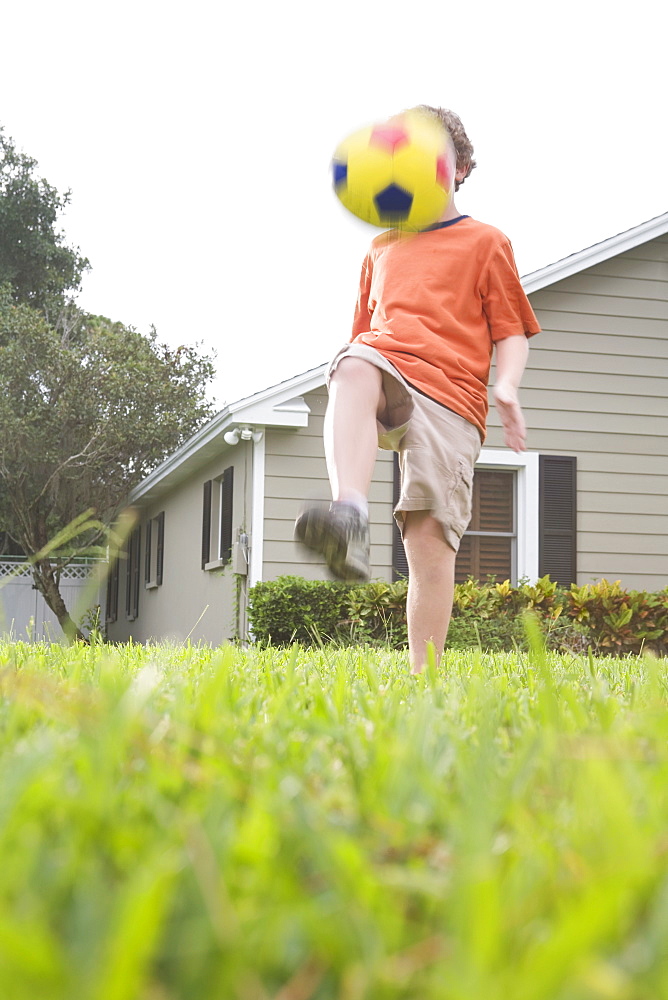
xmin=487 ymin=234 xmax=668 ymax=590
xmin=262 ymin=388 xmax=395 ymax=583
xmin=534 ymin=309 xmax=668 ymax=341
xmin=108 ymin=444 xmax=252 ymax=645
xmin=533 ymin=290 xmax=668 ymax=321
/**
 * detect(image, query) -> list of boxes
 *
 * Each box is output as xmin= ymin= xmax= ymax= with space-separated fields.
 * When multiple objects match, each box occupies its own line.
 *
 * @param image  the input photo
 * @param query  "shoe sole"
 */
xmin=295 ymin=507 xmax=370 ymax=583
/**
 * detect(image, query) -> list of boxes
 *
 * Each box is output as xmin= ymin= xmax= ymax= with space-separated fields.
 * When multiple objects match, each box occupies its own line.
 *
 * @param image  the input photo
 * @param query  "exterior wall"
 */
xmin=486 ymin=236 xmax=668 ymax=590
xmin=262 ymin=387 xmax=395 ymax=583
xmin=108 ymin=443 xmax=251 ymax=645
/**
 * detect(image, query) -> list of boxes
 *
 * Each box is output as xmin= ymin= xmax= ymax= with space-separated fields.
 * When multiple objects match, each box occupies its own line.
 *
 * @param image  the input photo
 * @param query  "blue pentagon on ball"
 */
xmin=374 ymin=183 xmax=414 ymax=222
xmin=332 ymin=161 xmax=347 ymax=188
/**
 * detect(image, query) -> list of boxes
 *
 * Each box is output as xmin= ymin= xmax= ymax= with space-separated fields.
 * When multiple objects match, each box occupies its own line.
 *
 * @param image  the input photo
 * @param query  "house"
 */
xmin=106 ymin=213 xmax=668 ymax=645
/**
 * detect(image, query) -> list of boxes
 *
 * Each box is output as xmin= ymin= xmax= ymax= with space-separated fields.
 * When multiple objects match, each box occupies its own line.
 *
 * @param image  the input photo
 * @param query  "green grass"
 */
xmin=1 ymin=639 xmax=668 ymax=999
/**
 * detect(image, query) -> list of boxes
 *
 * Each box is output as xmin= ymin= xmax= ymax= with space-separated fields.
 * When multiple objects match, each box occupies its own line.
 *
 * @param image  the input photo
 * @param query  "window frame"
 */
xmin=202 ymin=466 xmax=234 ymax=572
xmin=457 ymin=466 xmax=517 ymax=583
xmin=218 ymin=469 xmax=234 ymax=564
xmin=392 ymin=449 xmax=539 ymax=584
xmin=472 ymin=449 xmax=539 ymax=584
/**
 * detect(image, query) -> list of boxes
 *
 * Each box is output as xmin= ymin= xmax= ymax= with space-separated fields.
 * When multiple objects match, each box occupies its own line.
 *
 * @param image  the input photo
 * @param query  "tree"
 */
xmin=0 ymin=128 xmax=89 ymax=311
xmin=0 ymin=288 xmax=215 ymax=641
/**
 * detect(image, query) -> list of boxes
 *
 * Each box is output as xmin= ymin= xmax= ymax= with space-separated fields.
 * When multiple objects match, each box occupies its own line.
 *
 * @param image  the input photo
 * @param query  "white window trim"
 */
xmin=475 ymin=449 xmax=539 ymax=583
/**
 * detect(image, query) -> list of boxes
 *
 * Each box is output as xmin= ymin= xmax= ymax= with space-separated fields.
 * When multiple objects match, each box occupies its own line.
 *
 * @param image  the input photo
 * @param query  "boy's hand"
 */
xmin=493 ymin=381 xmax=526 ymax=452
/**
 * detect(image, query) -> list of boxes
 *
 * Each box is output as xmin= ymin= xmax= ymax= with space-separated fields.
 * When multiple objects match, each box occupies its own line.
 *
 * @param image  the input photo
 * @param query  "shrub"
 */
xmin=247 ymin=575 xmax=668 ymax=655
xmin=345 ymin=579 xmax=408 ymax=647
xmin=448 ymin=575 xmax=575 ymax=652
xmin=247 ymin=575 xmax=351 ymax=645
xmin=567 ymin=580 xmax=668 ymax=656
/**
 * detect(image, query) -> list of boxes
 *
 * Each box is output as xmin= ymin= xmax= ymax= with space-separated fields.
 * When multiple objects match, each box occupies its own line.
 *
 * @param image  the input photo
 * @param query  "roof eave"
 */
xmin=128 ymin=363 xmax=328 ymax=505
xmin=521 ymin=211 xmax=668 ymax=293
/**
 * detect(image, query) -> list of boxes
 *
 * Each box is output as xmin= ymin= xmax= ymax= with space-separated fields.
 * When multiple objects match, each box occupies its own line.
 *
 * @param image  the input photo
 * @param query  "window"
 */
xmin=393 ymin=450 xmax=572 ymax=586
xmin=219 ymin=470 xmax=234 ymax=564
xmin=125 ymin=525 xmax=141 ymax=619
xmin=202 ymin=467 xmax=234 ymax=570
xmin=455 ymin=469 xmax=515 ymax=583
xmin=144 ymin=511 xmax=165 ymax=588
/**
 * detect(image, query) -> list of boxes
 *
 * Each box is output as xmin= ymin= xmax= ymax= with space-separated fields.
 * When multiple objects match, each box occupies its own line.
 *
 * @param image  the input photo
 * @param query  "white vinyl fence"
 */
xmin=0 ymin=559 xmax=106 ymax=642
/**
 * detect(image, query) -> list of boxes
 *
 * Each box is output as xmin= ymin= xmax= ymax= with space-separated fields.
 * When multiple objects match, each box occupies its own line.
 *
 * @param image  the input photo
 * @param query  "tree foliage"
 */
xmin=0 ymin=287 xmax=215 ymax=640
xmin=0 ymin=128 xmax=89 ymax=310
xmin=0 ymin=125 xmax=217 ymax=641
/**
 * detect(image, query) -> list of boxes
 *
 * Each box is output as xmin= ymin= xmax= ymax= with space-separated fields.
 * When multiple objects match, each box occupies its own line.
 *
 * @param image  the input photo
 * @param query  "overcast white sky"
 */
xmin=2 ymin=0 xmax=666 ymax=408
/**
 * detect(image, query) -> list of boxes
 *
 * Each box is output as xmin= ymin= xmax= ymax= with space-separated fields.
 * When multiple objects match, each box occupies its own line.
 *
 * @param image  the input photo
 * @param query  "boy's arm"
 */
xmin=351 ymin=254 xmax=373 ymax=340
xmin=493 ymin=334 xmax=530 ymax=452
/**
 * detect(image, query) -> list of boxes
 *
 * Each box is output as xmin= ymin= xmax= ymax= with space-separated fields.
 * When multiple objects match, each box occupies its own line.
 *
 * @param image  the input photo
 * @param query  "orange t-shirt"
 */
xmin=350 ymin=215 xmax=540 ymax=438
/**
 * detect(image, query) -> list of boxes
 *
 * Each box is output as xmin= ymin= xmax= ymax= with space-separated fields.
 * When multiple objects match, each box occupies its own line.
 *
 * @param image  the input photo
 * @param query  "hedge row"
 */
xmin=247 ymin=575 xmax=668 ymax=656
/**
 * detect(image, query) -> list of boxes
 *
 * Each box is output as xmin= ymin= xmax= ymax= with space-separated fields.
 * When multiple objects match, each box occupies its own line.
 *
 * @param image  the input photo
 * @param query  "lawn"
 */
xmin=1 ymin=638 xmax=668 ymax=999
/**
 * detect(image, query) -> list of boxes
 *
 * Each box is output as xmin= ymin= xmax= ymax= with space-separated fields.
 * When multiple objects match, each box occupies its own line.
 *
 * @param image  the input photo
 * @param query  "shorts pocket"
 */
xmin=447 ymin=460 xmax=475 ymax=537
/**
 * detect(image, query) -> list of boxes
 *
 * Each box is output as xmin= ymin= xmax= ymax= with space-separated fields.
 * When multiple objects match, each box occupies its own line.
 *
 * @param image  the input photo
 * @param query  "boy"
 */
xmin=295 ymin=106 xmax=540 ymax=673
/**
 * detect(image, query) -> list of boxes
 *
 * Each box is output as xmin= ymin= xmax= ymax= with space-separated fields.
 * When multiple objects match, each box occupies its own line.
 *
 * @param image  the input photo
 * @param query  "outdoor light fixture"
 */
xmin=223 ymin=426 xmax=264 ymax=446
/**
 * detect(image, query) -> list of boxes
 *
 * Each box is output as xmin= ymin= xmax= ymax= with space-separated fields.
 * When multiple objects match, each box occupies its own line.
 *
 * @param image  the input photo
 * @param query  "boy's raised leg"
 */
xmin=295 ymin=357 xmax=385 ymax=582
xmin=324 ymin=357 xmax=386 ymax=502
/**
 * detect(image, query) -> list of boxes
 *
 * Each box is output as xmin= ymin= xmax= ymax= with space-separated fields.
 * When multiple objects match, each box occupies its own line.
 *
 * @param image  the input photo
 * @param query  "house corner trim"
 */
xmin=249 ymin=431 xmax=266 ymax=588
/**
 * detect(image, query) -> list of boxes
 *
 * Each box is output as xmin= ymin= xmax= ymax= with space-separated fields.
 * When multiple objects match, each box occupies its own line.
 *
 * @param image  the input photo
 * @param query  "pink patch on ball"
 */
xmin=436 ymin=154 xmax=451 ymax=189
xmin=370 ymin=125 xmax=410 ymax=153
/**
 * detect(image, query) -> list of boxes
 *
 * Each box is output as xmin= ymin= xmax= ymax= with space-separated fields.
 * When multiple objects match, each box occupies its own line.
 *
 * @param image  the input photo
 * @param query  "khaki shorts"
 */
xmin=327 ymin=344 xmax=482 ymax=553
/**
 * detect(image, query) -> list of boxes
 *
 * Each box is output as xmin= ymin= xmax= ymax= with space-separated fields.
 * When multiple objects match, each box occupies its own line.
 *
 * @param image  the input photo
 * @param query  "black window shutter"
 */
xmin=202 ymin=480 xmax=212 ymax=569
xmin=392 ymin=454 xmax=409 ymax=580
xmin=111 ymin=558 xmax=119 ymax=621
xmin=220 ymin=467 xmax=234 ymax=564
xmin=132 ymin=528 xmax=141 ymax=619
xmin=144 ymin=518 xmax=152 ymax=583
xmin=156 ymin=511 xmax=165 ymax=586
xmin=125 ymin=529 xmax=134 ymax=618
xmin=106 ymin=557 xmax=119 ymax=624
xmin=539 ymin=455 xmax=577 ymax=585
xmin=125 ymin=526 xmax=141 ymax=619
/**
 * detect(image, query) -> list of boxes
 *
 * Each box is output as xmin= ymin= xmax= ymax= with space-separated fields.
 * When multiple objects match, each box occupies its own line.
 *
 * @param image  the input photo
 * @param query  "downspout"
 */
xmin=247 ymin=429 xmax=266 ymax=634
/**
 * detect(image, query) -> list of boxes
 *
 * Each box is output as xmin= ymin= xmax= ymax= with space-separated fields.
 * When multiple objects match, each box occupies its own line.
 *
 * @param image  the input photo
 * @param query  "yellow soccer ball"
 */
xmin=331 ymin=111 xmax=455 ymax=230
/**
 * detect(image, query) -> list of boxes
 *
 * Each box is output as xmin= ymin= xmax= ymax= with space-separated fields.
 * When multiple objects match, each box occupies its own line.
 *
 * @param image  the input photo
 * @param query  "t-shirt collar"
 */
xmin=419 ymin=215 xmax=470 ymax=233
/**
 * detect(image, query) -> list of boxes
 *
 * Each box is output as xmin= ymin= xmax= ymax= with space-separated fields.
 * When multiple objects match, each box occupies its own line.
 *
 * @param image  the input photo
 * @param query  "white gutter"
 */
xmin=522 ymin=211 xmax=668 ymax=294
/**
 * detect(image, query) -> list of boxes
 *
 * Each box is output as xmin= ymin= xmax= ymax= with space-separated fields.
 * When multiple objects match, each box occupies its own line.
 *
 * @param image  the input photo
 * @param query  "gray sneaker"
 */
xmin=294 ymin=502 xmax=370 ymax=582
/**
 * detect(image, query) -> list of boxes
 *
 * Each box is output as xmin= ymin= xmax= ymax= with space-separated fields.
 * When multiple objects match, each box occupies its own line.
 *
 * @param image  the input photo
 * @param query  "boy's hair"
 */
xmin=413 ymin=106 xmax=477 ymax=190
